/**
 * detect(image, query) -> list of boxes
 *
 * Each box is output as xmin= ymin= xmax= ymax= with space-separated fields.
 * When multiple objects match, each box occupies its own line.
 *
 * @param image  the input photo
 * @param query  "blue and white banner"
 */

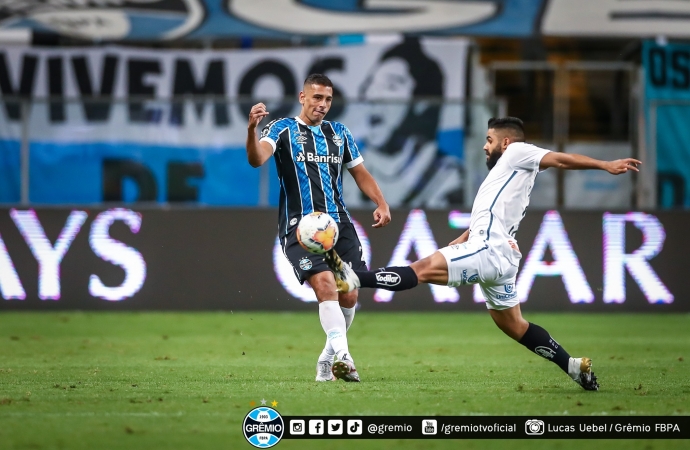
xmin=0 ymin=37 xmax=467 ymax=205
xmin=3 ymin=1 xmax=689 ymax=43
xmin=0 ymin=1 xmax=543 ymax=42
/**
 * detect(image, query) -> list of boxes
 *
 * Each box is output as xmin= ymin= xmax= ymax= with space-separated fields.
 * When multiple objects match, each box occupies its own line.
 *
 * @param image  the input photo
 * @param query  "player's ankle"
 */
xmin=336 ymin=351 xmax=353 ymax=363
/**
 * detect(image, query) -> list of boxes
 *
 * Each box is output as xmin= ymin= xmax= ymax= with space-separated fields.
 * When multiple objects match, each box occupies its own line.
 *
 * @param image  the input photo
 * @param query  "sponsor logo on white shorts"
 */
xmin=495 ymin=284 xmax=517 ymax=300
xmin=375 ymin=272 xmax=400 ymax=286
xmin=461 ymin=269 xmax=478 ymax=285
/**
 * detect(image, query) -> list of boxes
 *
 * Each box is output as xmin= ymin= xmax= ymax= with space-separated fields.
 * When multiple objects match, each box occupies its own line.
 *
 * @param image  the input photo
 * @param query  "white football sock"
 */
xmin=317 ymin=343 xmax=334 ymax=363
xmin=341 ymin=305 xmax=356 ymax=330
xmin=319 ymin=300 xmax=351 ymax=362
xmin=317 ymin=305 xmax=355 ymax=362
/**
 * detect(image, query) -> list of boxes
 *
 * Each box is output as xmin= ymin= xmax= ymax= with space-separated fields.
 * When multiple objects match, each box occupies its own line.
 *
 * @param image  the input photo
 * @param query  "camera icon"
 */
xmin=525 ymin=419 xmax=545 ymax=435
xmin=290 ymin=420 xmax=305 ymax=435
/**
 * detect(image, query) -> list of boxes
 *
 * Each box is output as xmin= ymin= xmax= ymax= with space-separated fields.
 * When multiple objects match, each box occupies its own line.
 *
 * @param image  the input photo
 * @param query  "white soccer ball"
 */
xmin=297 ymin=212 xmax=339 ymax=254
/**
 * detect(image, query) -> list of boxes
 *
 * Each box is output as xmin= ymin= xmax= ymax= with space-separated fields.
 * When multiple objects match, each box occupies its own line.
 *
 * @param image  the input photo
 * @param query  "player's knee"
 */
xmin=409 ymin=258 xmax=431 ymax=283
xmin=497 ymin=318 xmax=528 ymax=341
xmin=499 ymin=324 xmax=522 ymax=341
xmin=308 ymin=271 xmax=338 ymax=301
xmin=338 ymin=291 xmax=357 ymax=308
xmin=489 ymin=308 xmax=528 ymax=341
xmin=411 ymin=252 xmax=447 ymax=284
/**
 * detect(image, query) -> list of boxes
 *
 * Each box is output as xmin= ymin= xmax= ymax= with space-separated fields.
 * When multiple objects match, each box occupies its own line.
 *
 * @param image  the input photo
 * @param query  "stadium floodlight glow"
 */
xmin=273 ymin=219 xmax=371 ymax=302
xmin=516 ymin=210 xmax=594 ymax=304
xmin=603 ymin=212 xmax=673 ymax=304
xmin=448 ymin=210 xmax=486 ymax=303
xmin=89 ymin=209 xmax=147 ymax=301
xmin=0 ymin=232 xmax=26 ymax=300
xmin=10 ymin=209 xmax=88 ymax=300
xmin=376 ymin=210 xmax=459 ymax=303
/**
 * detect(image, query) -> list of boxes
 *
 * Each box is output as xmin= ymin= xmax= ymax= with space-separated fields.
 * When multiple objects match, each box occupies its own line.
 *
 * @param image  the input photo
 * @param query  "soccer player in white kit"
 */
xmin=327 ymin=117 xmax=641 ymax=390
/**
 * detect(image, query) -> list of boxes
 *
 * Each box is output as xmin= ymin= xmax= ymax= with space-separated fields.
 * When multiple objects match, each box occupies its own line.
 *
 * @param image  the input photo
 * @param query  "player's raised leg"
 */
xmin=325 ymin=248 xmax=431 ymax=293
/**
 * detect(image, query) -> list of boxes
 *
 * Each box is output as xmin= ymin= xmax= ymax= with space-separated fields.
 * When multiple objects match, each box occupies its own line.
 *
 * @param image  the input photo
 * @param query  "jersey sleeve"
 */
xmin=259 ymin=119 xmax=284 ymax=152
xmin=341 ymin=125 xmax=363 ymax=169
xmin=505 ymin=142 xmax=551 ymax=171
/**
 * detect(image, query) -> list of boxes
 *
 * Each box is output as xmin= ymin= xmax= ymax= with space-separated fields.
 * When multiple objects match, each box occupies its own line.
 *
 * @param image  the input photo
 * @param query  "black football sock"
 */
xmin=518 ymin=322 xmax=571 ymax=374
xmin=353 ymin=267 xmax=418 ymax=291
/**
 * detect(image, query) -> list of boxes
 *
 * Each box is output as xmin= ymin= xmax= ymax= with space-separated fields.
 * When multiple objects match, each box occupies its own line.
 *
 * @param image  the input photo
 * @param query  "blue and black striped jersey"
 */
xmin=260 ymin=116 xmax=363 ymax=237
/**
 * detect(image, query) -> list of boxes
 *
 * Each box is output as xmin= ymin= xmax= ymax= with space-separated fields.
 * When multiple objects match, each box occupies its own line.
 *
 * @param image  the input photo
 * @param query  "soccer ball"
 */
xmin=297 ymin=212 xmax=339 ymax=254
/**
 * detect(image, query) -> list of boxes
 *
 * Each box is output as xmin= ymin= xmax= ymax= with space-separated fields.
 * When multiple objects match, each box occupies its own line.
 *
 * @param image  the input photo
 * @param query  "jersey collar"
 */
xmin=295 ymin=116 xmax=324 ymax=127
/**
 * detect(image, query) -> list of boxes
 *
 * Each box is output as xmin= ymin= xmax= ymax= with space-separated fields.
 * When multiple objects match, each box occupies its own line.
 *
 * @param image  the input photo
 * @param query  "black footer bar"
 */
xmin=281 ymin=416 xmax=690 ymax=439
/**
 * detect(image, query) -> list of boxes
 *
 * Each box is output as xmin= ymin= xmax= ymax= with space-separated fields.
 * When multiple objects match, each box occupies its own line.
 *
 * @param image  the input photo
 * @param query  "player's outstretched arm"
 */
xmin=347 ymin=164 xmax=391 ymax=228
xmin=246 ymin=102 xmax=273 ymax=168
xmin=539 ymin=152 xmax=641 ymax=175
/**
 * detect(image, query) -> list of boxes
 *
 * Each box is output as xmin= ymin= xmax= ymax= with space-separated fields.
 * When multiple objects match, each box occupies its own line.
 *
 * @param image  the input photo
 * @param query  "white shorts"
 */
xmin=438 ymin=240 xmax=519 ymax=310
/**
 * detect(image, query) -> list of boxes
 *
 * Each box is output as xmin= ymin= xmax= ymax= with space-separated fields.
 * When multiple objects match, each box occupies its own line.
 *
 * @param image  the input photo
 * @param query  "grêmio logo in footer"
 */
xmin=243 ymin=407 xmax=284 ymax=448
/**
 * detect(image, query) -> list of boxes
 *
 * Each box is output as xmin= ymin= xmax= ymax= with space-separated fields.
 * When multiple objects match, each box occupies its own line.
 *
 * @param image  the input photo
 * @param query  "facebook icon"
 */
xmin=309 ymin=420 xmax=324 ymax=435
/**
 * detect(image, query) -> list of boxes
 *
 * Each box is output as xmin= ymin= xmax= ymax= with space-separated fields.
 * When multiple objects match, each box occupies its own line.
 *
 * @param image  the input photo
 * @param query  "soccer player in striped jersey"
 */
xmin=328 ymin=117 xmax=642 ymax=391
xmin=246 ymin=74 xmax=391 ymax=382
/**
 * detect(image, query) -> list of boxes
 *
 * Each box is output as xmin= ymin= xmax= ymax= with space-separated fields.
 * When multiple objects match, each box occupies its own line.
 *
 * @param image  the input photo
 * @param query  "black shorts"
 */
xmin=280 ymin=222 xmax=367 ymax=284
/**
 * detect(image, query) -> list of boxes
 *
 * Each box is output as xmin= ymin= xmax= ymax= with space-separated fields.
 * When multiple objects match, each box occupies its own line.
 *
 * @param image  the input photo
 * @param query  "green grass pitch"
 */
xmin=0 ymin=311 xmax=688 ymax=450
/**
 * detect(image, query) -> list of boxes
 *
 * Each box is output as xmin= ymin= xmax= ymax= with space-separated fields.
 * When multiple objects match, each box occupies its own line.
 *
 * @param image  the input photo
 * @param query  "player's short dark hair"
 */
xmin=488 ymin=117 xmax=525 ymax=141
xmin=304 ymin=73 xmax=333 ymax=89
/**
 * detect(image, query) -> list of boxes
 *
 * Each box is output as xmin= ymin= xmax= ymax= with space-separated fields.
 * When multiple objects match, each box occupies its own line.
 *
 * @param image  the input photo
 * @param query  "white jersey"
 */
xmin=468 ymin=142 xmax=550 ymax=265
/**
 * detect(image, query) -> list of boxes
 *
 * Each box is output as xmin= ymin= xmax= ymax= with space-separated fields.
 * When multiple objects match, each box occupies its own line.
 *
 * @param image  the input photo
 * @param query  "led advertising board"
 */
xmin=0 ymin=208 xmax=684 ymax=311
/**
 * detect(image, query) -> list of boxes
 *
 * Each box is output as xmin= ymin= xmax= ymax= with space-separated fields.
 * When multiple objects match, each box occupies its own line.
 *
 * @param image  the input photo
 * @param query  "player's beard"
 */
xmin=486 ymin=149 xmax=502 ymax=170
